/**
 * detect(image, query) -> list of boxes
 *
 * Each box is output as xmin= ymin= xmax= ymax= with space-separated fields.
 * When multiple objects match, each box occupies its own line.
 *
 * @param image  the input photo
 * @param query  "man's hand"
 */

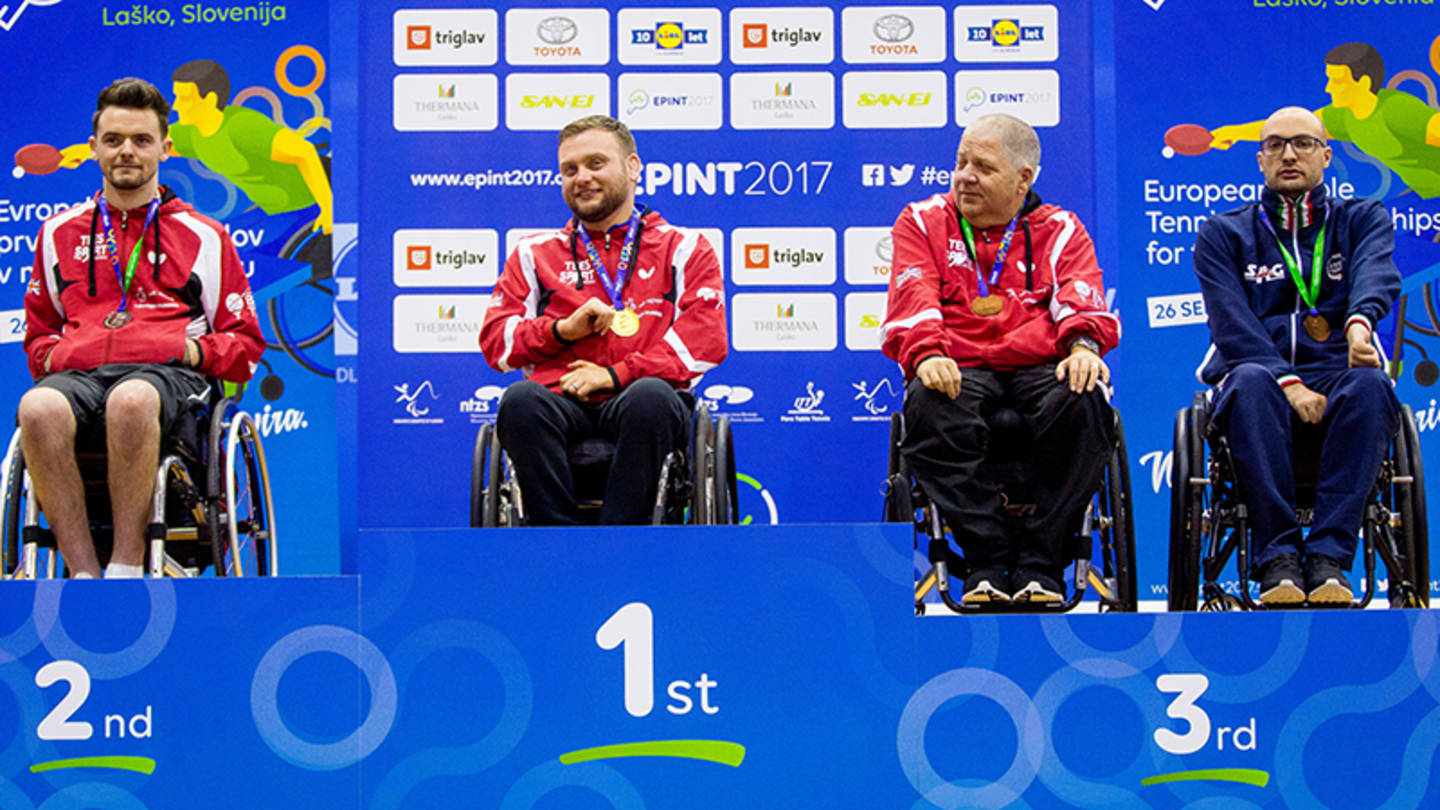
xmin=1284 ymin=382 xmax=1327 ymax=425
xmin=1347 ymin=321 xmax=1380 ymax=368
xmin=555 ymin=299 xmax=615 ymax=342
xmin=1056 ymin=344 xmax=1109 ymax=393
xmin=559 ymin=360 xmax=614 ymax=402
xmin=916 ymin=356 xmax=962 ymax=399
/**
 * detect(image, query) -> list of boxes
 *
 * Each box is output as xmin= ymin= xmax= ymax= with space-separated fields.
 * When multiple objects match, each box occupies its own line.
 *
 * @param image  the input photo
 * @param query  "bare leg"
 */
xmin=105 ymin=379 xmax=161 ymax=568
xmin=17 ymin=388 xmax=99 ymax=576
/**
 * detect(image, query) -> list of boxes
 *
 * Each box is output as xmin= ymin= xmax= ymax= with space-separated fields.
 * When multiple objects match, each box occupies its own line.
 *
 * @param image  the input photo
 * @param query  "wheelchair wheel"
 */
xmin=1103 ymin=414 xmax=1138 ymax=611
xmin=2 ymin=432 xmax=26 ymax=576
xmin=206 ymin=408 xmax=277 ymax=576
xmin=691 ymin=407 xmax=712 ymax=524
xmin=1167 ymin=397 xmax=1205 ymax=611
xmin=1395 ymin=404 xmax=1430 ymax=607
xmin=883 ymin=412 xmax=914 ymax=522
xmin=471 ymin=424 xmax=503 ymax=528
xmin=712 ymin=415 xmax=737 ymax=525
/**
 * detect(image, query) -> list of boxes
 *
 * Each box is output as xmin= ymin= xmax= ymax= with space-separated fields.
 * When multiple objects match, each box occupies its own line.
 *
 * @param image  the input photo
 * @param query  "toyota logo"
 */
xmin=876 ymin=234 xmax=893 ymax=263
xmin=536 ymin=16 xmax=578 ymax=44
xmin=873 ymin=14 xmax=914 ymax=43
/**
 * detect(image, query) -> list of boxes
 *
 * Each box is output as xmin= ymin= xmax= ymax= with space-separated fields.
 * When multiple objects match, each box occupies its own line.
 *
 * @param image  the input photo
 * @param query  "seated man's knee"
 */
xmin=1224 ymin=363 xmax=1279 ymax=394
xmin=103 ymin=380 xmax=161 ymax=434
xmin=18 ymin=388 xmax=76 ymax=439
xmin=620 ymin=378 xmax=685 ymax=421
xmin=497 ymin=380 xmax=552 ymax=430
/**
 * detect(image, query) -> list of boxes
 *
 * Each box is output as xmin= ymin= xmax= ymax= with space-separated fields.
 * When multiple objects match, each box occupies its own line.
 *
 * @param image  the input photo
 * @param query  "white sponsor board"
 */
xmin=618 ymin=8 xmax=723 ymax=65
xmin=505 ymin=73 xmax=611 ymax=131
xmin=730 ymin=227 xmax=836 ymax=286
xmin=505 ymin=8 xmax=611 ymax=66
xmin=954 ymin=69 xmax=1060 ymax=127
xmin=845 ymin=292 xmax=888 ymax=351
xmin=393 ymin=9 xmax=498 ymax=66
xmin=841 ymin=6 xmax=946 ymax=64
xmin=618 ymin=73 xmax=723 ymax=130
xmin=392 ymin=229 xmax=499 ymax=288
xmin=0 ymin=308 xmax=24 ymax=344
xmin=729 ymin=6 xmax=835 ymax=65
xmin=1146 ymin=292 xmax=1208 ymax=328
xmin=731 ymin=293 xmax=838 ymax=351
xmin=842 ymin=70 xmax=947 ymax=129
xmin=953 ymin=5 xmax=1058 ymax=63
xmin=393 ymin=74 xmax=498 ymax=132
xmin=393 ymin=294 xmax=488 ymax=353
xmin=729 ymin=72 xmax=834 ymax=130
xmin=843 ymin=227 xmax=893 ymax=286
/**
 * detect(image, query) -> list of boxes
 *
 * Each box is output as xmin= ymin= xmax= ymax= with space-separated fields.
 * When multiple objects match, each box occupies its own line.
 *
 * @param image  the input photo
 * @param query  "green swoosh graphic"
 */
xmin=559 ymin=740 xmax=745 ymax=767
xmin=30 ymin=756 xmax=156 ymax=775
xmin=1141 ymin=768 xmax=1269 ymax=787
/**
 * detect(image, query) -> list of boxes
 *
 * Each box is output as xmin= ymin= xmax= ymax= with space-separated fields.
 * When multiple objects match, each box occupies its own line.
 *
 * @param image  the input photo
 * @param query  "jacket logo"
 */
xmin=1326 ymin=253 xmax=1344 ymax=281
xmin=1244 ymin=263 xmax=1285 ymax=285
xmin=637 ymin=266 xmax=655 ymax=279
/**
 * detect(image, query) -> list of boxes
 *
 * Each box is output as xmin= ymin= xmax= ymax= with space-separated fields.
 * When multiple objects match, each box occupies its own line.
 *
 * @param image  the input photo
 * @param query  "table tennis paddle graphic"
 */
xmin=13 ymin=143 xmax=63 ymax=177
xmin=1163 ymin=124 xmax=1231 ymax=157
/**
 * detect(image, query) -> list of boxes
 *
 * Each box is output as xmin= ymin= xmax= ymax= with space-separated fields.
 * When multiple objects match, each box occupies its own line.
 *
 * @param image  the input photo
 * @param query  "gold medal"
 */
xmin=611 ymin=308 xmax=640 ymax=337
xmin=971 ymin=295 xmax=1004 ymax=317
xmin=103 ymin=310 xmax=132 ymax=329
xmin=1303 ymin=314 xmax=1330 ymax=342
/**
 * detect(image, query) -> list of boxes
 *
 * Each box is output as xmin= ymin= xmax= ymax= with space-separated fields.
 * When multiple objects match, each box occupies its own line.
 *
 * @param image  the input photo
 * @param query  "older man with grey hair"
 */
xmin=882 ymin=114 xmax=1121 ymax=604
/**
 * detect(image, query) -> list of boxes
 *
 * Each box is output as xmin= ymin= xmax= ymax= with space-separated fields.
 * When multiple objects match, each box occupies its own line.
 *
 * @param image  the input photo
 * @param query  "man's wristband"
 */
xmin=551 ymin=319 xmax=577 ymax=346
xmin=606 ymin=366 xmax=621 ymax=391
xmin=1068 ymin=336 xmax=1101 ymax=356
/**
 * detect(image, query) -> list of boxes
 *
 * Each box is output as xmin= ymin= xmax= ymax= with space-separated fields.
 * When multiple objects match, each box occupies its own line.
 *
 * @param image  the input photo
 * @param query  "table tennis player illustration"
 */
xmin=1163 ymin=39 xmax=1440 ymax=385
xmin=12 ymin=52 xmax=337 ymax=390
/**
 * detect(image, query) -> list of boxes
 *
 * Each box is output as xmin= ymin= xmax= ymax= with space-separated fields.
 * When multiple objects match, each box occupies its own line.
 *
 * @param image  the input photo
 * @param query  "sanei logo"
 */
xmin=858 ymin=92 xmax=932 ymax=107
xmin=631 ymin=22 xmax=708 ymax=49
xmin=521 ymin=94 xmax=594 ymax=109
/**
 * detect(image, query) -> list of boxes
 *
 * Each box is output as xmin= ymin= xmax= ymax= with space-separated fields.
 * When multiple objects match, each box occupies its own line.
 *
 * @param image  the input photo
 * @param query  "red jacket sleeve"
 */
xmin=1041 ymin=211 xmax=1120 ymax=355
xmin=613 ymin=230 xmax=727 ymax=388
xmin=22 ymin=224 xmax=62 ymax=380
xmin=195 ymin=233 xmax=265 ymax=382
xmin=882 ymin=199 xmax=950 ymax=376
xmin=479 ymin=242 xmax=571 ymax=372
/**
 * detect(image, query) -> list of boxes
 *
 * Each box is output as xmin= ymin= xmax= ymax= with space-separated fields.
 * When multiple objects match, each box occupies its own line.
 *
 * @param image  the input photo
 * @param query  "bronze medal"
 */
xmin=103 ymin=310 xmax=132 ymax=329
xmin=611 ymin=308 xmax=640 ymax=337
xmin=971 ymin=295 xmax=1004 ymax=317
xmin=1303 ymin=314 xmax=1330 ymax=342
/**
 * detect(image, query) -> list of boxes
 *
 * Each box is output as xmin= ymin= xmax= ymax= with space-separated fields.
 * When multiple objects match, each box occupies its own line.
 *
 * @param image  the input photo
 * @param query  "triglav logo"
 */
xmin=744 ymin=244 xmax=769 ymax=269
xmin=394 ymin=380 xmax=443 ymax=424
xmin=742 ymin=23 xmax=766 ymax=48
xmin=395 ymin=9 xmax=499 ymax=66
xmin=407 ymin=25 xmax=430 ymax=49
xmin=407 ymin=245 xmax=431 ymax=270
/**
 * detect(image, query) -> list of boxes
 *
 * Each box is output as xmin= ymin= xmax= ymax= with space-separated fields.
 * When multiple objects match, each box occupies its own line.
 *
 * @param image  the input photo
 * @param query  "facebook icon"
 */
xmin=862 ymin=164 xmax=885 ymax=187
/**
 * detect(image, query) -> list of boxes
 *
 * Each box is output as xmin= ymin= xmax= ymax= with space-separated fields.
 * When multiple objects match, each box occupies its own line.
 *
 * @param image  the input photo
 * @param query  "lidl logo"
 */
xmin=631 ymin=22 xmax=708 ymax=50
xmin=968 ymin=19 xmax=1045 ymax=46
xmin=407 ymin=246 xmax=431 ymax=270
xmin=745 ymin=244 xmax=770 ymax=269
xmin=743 ymin=23 xmax=767 ymax=48
xmin=408 ymin=25 xmax=431 ymax=49
xmin=991 ymin=19 xmax=1020 ymax=46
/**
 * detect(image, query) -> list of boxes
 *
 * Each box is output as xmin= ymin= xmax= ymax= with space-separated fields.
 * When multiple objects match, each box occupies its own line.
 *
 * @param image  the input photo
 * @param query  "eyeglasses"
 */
xmin=1260 ymin=135 xmax=1324 ymax=156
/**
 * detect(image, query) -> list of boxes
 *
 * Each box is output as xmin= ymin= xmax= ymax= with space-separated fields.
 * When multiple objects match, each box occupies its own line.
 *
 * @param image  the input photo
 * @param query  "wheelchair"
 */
xmin=886 ymin=403 xmax=1138 ymax=614
xmin=469 ymin=397 xmax=737 ymax=526
xmin=1 ymin=385 xmax=278 ymax=579
xmin=1168 ymin=392 xmax=1429 ymax=610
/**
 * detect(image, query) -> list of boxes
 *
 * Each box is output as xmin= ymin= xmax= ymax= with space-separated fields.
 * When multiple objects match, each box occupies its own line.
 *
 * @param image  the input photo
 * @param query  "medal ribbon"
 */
xmin=959 ymin=214 xmax=1019 ymax=298
xmin=95 ymin=190 xmax=160 ymax=315
xmin=574 ymin=208 xmax=642 ymax=311
xmin=1260 ymin=203 xmax=1327 ymax=317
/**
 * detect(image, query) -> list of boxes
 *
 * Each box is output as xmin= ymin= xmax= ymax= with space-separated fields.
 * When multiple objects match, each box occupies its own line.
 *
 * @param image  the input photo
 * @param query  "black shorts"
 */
xmin=32 ymin=363 xmax=211 ymax=448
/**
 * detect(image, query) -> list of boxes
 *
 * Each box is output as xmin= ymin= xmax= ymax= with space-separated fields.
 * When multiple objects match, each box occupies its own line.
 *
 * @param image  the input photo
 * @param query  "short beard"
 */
xmin=566 ymin=186 xmax=627 ymax=225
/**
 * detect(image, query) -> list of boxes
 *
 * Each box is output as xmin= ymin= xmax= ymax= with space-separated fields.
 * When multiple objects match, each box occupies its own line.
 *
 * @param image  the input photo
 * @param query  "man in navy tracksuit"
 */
xmin=1194 ymin=106 xmax=1401 ymax=605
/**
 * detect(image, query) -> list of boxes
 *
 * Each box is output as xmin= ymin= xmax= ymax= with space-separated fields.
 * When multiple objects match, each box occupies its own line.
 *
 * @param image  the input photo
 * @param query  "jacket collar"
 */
xmin=1262 ymin=183 xmax=1327 ymax=232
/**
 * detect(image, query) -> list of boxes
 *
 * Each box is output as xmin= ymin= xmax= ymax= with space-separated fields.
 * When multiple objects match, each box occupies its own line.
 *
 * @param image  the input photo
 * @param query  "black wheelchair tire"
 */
xmin=713 ymin=415 xmax=736 ymax=525
xmin=1167 ymin=405 xmax=1201 ymax=611
xmin=691 ymin=408 xmax=712 ymax=524
xmin=1398 ymin=404 xmax=1430 ymax=608
xmin=1109 ymin=413 xmax=1138 ymax=611
xmin=470 ymin=425 xmax=488 ymax=527
xmin=205 ymin=399 xmax=234 ymax=576
xmin=2 ymin=442 xmax=25 ymax=575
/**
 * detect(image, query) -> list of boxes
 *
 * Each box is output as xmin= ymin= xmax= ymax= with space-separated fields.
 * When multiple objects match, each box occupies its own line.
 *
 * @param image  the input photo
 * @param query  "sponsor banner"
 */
xmin=505 ymin=73 xmax=611 ymax=131
xmin=729 ymin=6 xmax=835 ymax=65
xmin=729 ymin=71 xmax=835 ymax=130
xmin=1147 ymin=292 xmax=1208 ymax=329
xmin=392 ymin=294 xmax=488 ymax=353
xmin=0 ymin=308 xmax=24 ymax=344
xmin=731 ymin=292 xmax=838 ymax=351
xmin=617 ymin=7 xmax=723 ymax=65
xmin=840 ymin=5 xmax=947 ymax=64
xmin=459 ymin=383 xmax=506 ymax=423
xmin=729 ymin=227 xmax=836 ymax=286
xmin=844 ymin=291 xmax=888 ymax=351
xmin=393 ymin=73 xmax=498 ymax=131
xmin=505 ymin=8 xmax=611 ymax=66
xmin=698 ymin=381 xmax=764 ymax=422
xmin=619 ymin=72 xmax=724 ymax=130
xmin=842 ymin=70 xmax=948 ymax=129
xmin=843 ymin=227 xmax=893 ymax=285
xmin=954 ymin=69 xmax=1060 ymax=128
xmin=953 ymin=4 xmax=1058 ymax=63
xmin=393 ymin=8 xmax=498 ymax=66
xmin=392 ymin=229 xmax=499 ymax=288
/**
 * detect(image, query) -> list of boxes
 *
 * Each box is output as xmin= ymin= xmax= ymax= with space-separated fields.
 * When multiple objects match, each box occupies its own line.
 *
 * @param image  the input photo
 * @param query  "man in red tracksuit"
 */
xmin=883 ymin=114 xmax=1120 ymax=604
xmin=479 ymin=115 xmax=727 ymax=525
xmin=18 ymin=77 xmax=264 ymax=578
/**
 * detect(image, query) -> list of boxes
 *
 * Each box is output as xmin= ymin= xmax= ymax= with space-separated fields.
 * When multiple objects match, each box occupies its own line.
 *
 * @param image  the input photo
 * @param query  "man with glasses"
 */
xmin=1193 ymin=106 xmax=1401 ymax=605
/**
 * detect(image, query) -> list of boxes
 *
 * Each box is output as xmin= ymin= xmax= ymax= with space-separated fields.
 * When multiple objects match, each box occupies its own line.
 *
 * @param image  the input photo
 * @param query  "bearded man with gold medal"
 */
xmin=480 ymin=116 xmax=727 ymax=525
xmin=882 ymin=114 xmax=1121 ymax=605
xmin=1194 ymin=107 xmax=1401 ymax=606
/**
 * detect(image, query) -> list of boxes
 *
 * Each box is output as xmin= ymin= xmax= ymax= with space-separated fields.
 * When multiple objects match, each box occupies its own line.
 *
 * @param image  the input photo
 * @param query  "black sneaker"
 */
xmin=961 ymin=568 xmax=1012 ymax=604
xmin=1304 ymin=554 xmax=1353 ymax=605
xmin=1012 ymin=568 xmax=1065 ymax=603
xmin=1257 ymin=553 xmax=1304 ymax=604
